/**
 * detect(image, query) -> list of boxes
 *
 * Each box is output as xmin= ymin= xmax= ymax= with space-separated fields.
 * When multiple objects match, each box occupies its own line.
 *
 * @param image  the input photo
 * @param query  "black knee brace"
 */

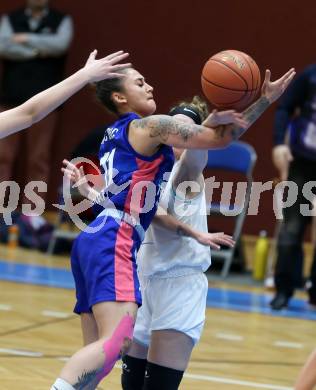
xmin=121 ymin=354 xmax=147 ymax=390
xmin=142 ymin=362 xmax=184 ymax=390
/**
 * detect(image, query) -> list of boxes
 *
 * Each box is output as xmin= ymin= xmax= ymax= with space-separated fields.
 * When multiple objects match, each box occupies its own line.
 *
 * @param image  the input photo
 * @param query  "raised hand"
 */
xmin=261 ymin=68 xmax=296 ymax=103
xmin=203 ymin=109 xmax=248 ymax=129
xmin=195 ymin=231 xmax=235 ymax=250
xmin=83 ymin=49 xmax=131 ymax=83
xmin=61 ymin=159 xmax=91 ymax=198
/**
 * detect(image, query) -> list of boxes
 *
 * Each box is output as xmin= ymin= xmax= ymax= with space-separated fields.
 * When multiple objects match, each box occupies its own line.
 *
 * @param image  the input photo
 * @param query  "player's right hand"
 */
xmin=261 ymin=68 xmax=296 ymax=103
xmin=61 ymin=159 xmax=92 ymax=198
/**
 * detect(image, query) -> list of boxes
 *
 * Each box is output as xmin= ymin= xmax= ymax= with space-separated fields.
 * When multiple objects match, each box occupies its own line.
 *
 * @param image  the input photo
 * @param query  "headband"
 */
xmin=168 ymin=105 xmax=202 ymax=125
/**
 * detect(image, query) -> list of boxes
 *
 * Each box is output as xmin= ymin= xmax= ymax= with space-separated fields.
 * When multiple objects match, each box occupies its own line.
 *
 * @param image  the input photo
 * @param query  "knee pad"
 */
xmin=121 ymin=354 xmax=147 ymax=390
xmin=143 ymin=362 xmax=184 ymax=390
xmin=97 ymin=314 xmax=134 ymax=380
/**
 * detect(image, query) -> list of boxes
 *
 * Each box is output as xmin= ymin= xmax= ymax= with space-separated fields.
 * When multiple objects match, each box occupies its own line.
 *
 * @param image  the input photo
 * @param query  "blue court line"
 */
xmin=0 ymin=259 xmax=315 ymax=321
xmin=206 ymin=288 xmax=316 ymax=321
xmin=0 ymin=260 xmax=75 ymax=289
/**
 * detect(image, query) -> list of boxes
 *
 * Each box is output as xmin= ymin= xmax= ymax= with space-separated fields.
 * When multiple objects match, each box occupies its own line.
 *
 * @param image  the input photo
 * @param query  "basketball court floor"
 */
xmin=0 ymin=244 xmax=314 ymax=390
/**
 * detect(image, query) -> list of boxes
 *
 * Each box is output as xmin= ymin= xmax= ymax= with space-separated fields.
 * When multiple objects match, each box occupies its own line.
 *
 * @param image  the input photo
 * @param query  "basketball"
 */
xmin=201 ymin=50 xmax=261 ymax=110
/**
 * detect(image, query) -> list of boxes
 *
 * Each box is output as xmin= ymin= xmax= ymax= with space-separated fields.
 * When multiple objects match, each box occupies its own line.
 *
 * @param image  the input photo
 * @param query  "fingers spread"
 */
xmin=111 ymin=63 xmax=132 ymax=72
xmin=86 ymin=50 xmax=97 ymax=64
xmin=90 ymin=49 xmax=97 ymax=58
xmin=105 ymin=50 xmax=124 ymax=61
xmin=108 ymin=52 xmax=129 ymax=64
xmin=264 ymin=69 xmax=271 ymax=83
xmin=107 ymin=72 xmax=129 ymax=79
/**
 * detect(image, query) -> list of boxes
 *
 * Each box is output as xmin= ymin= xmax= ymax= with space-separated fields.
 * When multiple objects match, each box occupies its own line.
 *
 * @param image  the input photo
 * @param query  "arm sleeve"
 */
xmin=26 ymin=16 xmax=74 ymax=56
xmin=273 ymin=68 xmax=310 ymax=145
xmin=0 ymin=15 xmax=37 ymax=60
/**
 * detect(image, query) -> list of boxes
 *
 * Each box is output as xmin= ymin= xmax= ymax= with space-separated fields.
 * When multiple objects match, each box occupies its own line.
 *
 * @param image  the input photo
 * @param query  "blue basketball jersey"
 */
xmin=96 ymin=112 xmax=174 ymax=231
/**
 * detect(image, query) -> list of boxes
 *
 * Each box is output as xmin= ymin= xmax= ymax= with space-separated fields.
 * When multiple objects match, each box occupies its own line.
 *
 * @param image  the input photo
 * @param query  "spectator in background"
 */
xmin=0 ymin=0 xmax=73 ymax=224
xmin=270 ymin=65 xmax=316 ymax=310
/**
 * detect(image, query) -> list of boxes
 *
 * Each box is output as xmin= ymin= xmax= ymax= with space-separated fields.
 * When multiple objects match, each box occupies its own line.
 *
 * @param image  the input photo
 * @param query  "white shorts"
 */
xmin=133 ymin=272 xmax=208 ymax=346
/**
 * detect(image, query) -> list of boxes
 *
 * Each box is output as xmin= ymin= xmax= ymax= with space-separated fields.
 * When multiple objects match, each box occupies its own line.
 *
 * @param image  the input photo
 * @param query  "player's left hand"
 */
xmin=195 ymin=231 xmax=235 ymax=250
xmin=203 ymin=109 xmax=247 ymax=128
xmin=83 ymin=49 xmax=132 ymax=83
xmin=261 ymin=68 xmax=296 ymax=103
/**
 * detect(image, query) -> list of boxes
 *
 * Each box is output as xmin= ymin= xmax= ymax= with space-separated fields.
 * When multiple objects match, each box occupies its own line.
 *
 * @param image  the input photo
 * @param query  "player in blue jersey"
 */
xmin=0 ymin=50 xmax=130 ymax=139
xmin=51 ymin=66 xmax=295 ymax=390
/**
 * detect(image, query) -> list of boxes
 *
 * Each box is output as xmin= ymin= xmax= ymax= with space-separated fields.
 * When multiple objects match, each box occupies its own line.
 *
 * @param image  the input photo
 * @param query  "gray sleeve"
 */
xmin=26 ymin=16 xmax=74 ymax=56
xmin=0 ymin=15 xmax=37 ymax=60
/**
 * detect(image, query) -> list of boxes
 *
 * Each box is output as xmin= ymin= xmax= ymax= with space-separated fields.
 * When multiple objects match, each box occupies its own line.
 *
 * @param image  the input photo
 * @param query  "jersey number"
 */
xmin=101 ymin=148 xmax=116 ymax=188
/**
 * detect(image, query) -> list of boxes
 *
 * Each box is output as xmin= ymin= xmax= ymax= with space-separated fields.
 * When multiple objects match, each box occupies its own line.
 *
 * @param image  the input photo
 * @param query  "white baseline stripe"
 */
xmin=274 ymin=341 xmax=303 ymax=349
xmin=41 ymin=310 xmax=70 ymax=318
xmin=113 ymin=363 xmax=292 ymax=390
xmin=216 ymin=332 xmax=244 ymax=341
xmin=0 ymin=348 xmax=43 ymax=357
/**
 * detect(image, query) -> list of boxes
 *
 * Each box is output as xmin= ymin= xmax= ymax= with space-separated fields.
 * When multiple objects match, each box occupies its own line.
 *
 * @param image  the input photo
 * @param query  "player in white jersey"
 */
xmin=121 ymin=96 xmax=235 ymax=390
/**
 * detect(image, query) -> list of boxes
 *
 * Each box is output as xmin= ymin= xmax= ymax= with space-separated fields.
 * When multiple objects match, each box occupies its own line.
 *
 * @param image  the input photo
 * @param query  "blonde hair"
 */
xmin=171 ymin=95 xmax=209 ymax=122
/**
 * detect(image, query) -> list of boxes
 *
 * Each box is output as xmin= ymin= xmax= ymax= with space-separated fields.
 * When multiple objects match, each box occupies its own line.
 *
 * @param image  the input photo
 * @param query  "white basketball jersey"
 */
xmin=137 ymin=161 xmax=211 ymax=277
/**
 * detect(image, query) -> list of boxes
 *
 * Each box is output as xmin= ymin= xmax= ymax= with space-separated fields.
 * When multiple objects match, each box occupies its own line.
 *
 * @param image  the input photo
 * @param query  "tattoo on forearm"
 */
xmin=230 ymin=96 xmax=270 ymax=140
xmin=136 ymin=115 xmax=203 ymax=143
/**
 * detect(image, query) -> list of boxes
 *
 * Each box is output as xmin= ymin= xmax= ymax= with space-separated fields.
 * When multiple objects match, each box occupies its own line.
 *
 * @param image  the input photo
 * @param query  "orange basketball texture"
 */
xmin=201 ymin=50 xmax=261 ymax=110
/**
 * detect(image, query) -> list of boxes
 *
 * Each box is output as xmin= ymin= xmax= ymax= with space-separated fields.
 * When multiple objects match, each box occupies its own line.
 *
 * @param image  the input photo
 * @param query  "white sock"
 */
xmin=50 ymin=378 xmax=75 ymax=390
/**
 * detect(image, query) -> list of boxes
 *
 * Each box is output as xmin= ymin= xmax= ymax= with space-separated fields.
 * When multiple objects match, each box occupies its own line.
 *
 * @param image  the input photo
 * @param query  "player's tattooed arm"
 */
xmin=229 ymin=96 xmax=270 ymax=140
xmin=136 ymin=115 xmax=203 ymax=143
xmin=134 ymin=115 xmax=232 ymax=149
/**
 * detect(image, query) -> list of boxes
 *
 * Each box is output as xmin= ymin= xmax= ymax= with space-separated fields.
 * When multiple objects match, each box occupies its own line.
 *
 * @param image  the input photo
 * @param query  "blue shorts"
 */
xmin=71 ymin=216 xmax=142 ymax=314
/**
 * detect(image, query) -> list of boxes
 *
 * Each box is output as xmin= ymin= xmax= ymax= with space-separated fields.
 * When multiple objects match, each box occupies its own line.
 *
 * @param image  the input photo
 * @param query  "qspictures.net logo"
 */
xmin=1 ymin=157 xmax=316 ymax=233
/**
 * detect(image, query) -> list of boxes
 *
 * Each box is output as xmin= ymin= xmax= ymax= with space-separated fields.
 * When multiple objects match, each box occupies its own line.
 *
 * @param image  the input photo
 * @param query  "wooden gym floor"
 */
xmin=0 ymin=243 xmax=315 ymax=390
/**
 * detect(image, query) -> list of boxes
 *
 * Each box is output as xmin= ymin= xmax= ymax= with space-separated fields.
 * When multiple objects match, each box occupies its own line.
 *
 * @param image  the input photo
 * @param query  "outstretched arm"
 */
xmin=225 ymin=68 xmax=296 ymax=141
xmin=130 ymin=68 xmax=295 ymax=154
xmin=154 ymin=207 xmax=235 ymax=250
xmin=0 ymin=50 xmax=130 ymax=139
xmin=129 ymin=111 xmax=247 ymax=154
